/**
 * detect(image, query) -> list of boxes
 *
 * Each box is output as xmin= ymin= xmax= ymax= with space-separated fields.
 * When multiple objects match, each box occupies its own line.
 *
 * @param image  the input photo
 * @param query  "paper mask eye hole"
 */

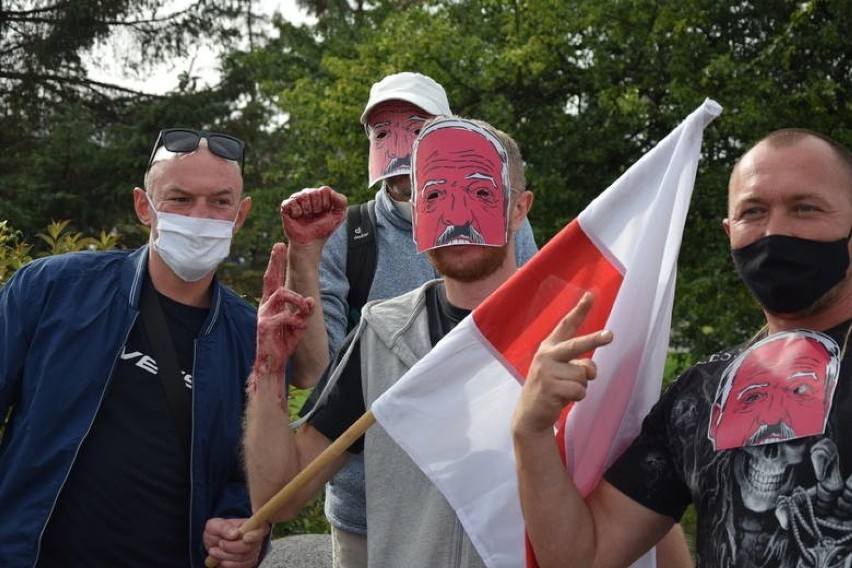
xmin=476 ymin=188 xmax=493 ymax=201
xmin=792 ymin=384 xmax=813 ymax=397
xmin=741 ymin=391 xmax=765 ymax=407
xmin=424 ymin=189 xmax=444 ymax=210
xmin=472 ymin=186 xmax=498 ymax=206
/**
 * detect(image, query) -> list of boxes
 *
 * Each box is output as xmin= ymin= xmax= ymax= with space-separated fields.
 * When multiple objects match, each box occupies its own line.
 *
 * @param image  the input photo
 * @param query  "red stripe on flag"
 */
xmin=473 ymin=219 xmax=624 ymax=380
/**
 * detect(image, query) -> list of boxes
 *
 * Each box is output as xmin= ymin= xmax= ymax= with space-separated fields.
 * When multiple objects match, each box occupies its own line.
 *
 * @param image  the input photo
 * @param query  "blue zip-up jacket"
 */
xmin=0 ymin=246 xmax=257 ymax=567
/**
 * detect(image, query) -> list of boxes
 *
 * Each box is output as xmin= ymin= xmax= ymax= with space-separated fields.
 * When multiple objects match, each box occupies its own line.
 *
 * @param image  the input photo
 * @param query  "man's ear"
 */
xmin=234 ymin=196 xmax=252 ymax=232
xmin=509 ymin=190 xmax=534 ymax=233
xmin=133 ymin=187 xmax=152 ymax=226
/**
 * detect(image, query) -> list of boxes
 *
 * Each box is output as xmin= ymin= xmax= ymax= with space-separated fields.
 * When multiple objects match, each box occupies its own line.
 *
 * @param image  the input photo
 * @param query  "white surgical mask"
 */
xmin=148 ymin=198 xmax=237 ymax=282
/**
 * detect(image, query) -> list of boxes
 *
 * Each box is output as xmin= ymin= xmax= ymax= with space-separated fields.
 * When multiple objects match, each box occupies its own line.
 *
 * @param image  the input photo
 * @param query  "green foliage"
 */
xmin=681 ymin=504 xmax=698 ymax=556
xmin=35 ymin=220 xmax=122 ymax=256
xmin=237 ymin=0 xmax=850 ymax=357
xmin=662 ymin=351 xmax=696 ymax=390
xmin=0 ymin=220 xmax=33 ymax=286
xmin=0 ymin=220 xmax=123 ymax=275
xmin=0 ymin=0 xmax=276 ymax=248
xmin=6 ymin=0 xmax=850 ymax=357
xmin=272 ymin=494 xmax=329 ymax=537
xmin=0 ymin=407 xmax=10 ymax=446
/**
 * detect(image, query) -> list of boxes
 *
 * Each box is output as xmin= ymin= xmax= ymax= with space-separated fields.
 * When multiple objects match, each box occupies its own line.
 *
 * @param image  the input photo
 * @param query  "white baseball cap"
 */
xmin=360 ymin=72 xmax=452 ymax=125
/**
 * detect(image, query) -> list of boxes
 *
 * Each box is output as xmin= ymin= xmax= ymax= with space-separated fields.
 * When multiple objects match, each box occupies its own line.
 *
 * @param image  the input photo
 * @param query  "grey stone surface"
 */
xmin=260 ymin=533 xmax=333 ymax=568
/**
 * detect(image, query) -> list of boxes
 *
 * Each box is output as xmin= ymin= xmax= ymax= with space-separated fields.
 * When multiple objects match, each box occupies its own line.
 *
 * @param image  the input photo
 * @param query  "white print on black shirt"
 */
xmin=120 ymin=347 xmax=193 ymax=390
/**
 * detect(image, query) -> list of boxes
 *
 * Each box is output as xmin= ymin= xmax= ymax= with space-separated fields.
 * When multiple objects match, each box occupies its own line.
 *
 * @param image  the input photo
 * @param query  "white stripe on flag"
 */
xmin=371 ymin=316 xmax=525 ymax=567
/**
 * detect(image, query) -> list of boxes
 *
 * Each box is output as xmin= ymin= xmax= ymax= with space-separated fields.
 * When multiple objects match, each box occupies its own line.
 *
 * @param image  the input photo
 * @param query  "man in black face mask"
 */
xmin=727 ymin=129 xmax=852 ymax=319
xmin=512 ymin=128 xmax=852 ymax=568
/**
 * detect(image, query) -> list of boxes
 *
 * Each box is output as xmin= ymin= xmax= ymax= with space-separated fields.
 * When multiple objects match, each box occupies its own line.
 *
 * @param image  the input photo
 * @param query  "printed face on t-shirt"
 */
xmin=411 ymin=121 xmax=509 ymax=253
xmin=366 ymin=101 xmax=431 ymax=187
xmin=708 ymin=330 xmax=839 ymax=451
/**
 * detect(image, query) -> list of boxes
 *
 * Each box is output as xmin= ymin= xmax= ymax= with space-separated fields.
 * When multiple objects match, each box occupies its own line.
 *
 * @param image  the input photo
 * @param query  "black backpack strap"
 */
xmin=345 ymin=199 xmax=378 ymax=330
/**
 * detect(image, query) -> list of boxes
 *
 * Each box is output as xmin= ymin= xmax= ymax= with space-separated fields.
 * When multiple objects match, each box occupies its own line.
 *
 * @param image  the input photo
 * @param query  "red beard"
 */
xmin=426 ymin=244 xmax=508 ymax=283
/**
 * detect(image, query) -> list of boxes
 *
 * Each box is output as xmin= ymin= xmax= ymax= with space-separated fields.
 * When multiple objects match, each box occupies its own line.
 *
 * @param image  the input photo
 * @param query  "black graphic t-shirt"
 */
xmin=606 ymin=320 xmax=852 ymax=568
xmin=38 ymin=288 xmax=207 ymax=567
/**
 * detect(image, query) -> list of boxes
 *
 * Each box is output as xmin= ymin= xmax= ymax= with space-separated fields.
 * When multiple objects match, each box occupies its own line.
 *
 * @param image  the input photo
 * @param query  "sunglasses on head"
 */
xmin=147 ymin=128 xmax=246 ymax=172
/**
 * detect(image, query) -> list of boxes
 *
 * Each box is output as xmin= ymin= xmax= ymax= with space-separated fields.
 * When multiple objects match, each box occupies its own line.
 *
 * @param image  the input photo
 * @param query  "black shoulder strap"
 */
xmin=345 ymin=199 xmax=378 ymax=330
xmin=139 ymin=280 xmax=191 ymax=456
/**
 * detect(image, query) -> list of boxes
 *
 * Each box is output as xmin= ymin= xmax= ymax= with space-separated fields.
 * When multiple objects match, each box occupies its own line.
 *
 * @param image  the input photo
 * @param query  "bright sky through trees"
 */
xmin=84 ymin=0 xmax=311 ymax=95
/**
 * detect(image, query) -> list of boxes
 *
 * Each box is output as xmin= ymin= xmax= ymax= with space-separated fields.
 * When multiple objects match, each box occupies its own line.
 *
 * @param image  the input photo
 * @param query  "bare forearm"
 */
xmin=244 ymin=373 xmax=299 ymax=513
xmin=288 ymin=310 xmax=330 ymax=389
xmin=244 ymin=370 xmax=348 ymax=523
xmin=514 ymin=429 xmax=598 ymax=568
xmin=285 ymin=243 xmax=330 ymax=388
xmin=514 ymin=428 xmax=678 ymax=567
xmin=655 ymin=524 xmax=693 ymax=567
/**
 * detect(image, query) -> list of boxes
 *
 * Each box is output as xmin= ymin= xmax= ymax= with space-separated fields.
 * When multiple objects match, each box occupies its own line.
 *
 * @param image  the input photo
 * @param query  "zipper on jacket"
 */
xmin=187 ymin=339 xmax=198 ymax=567
xmin=453 ymin=515 xmax=464 ymax=567
xmin=32 ymin=314 xmax=139 ymax=567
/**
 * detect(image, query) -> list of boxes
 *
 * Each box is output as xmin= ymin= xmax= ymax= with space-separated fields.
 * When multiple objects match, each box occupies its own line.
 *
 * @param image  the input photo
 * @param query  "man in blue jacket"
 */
xmin=0 ymin=129 xmax=309 ymax=567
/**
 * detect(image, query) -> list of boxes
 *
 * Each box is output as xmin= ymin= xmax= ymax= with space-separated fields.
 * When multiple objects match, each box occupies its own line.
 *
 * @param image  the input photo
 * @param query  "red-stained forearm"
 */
xmin=279 ymin=186 xmax=346 ymax=389
xmin=284 ymin=240 xmax=330 ymax=389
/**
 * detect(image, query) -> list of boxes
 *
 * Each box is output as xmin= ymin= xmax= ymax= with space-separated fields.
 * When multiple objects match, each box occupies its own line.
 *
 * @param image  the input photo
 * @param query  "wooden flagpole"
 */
xmin=205 ymin=410 xmax=377 ymax=567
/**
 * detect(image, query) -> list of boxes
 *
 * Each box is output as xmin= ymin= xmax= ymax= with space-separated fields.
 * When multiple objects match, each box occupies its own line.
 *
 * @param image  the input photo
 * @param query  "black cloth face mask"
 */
xmin=732 ymin=233 xmax=850 ymax=314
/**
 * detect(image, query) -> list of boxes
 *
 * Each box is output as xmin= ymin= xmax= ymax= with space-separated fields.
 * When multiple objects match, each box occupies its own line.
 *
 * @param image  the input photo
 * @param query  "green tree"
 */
xmin=0 ymin=0 xmax=273 ymax=241
xmin=1 ymin=0 xmax=260 ymax=110
xmin=231 ymin=0 xmax=850 ymax=358
xmin=5 ymin=0 xmax=850 ymax=352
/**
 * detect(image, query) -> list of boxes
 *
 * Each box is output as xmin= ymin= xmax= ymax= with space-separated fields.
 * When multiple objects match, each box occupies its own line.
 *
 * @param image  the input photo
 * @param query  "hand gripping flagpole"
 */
xmin=204 ymin=410 xmax=377 ymax=568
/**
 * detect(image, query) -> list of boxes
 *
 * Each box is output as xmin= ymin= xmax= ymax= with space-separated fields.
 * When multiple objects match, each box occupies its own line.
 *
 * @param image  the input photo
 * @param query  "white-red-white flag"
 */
xmin=371 ymin=99 xmax=722 ymax=568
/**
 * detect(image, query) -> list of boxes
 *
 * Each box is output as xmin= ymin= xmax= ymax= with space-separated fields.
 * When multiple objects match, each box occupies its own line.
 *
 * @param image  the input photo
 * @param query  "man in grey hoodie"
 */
xmin=282 ymin=72 xmax=538 ymax=567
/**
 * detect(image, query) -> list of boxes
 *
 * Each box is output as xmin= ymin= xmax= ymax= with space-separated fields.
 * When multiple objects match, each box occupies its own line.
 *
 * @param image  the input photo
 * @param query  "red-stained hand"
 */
xmin=247 ymin=243 xmax=315 ymax=402
xmin=513 ymin=293 xmax=614 ymax=436
xmin=280 ymin=186 xmax=347 ymax=244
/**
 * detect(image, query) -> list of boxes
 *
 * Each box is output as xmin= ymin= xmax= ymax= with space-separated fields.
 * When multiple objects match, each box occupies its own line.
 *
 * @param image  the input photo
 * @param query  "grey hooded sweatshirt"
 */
xmin=359 ymin=280 xmax=486 ymax=567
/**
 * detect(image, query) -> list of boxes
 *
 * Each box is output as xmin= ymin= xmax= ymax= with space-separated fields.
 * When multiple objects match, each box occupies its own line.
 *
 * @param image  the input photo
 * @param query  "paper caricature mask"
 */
xmin=411 ymin=119 xmax=511 ymax=253
xmin=708 ymin=330 xmax=840 ymax=451
xmin=366 ymin=101 xmax=431 ymax=187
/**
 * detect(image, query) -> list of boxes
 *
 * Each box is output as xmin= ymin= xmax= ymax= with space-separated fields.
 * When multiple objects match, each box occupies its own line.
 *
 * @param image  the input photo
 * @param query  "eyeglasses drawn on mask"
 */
xmin=146 ymin=128 xmax=246 ymax=173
